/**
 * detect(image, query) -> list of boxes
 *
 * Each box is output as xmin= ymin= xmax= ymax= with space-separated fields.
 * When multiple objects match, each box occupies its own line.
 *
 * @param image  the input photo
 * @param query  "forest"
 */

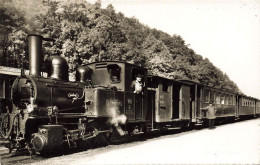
xmin=0 ymin=0 xmax=240 ymax=93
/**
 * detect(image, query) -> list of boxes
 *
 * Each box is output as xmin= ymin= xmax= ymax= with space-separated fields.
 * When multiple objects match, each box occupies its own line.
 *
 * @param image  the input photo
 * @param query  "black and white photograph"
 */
xmin=0 ymin=0 xmax=259 ymax=164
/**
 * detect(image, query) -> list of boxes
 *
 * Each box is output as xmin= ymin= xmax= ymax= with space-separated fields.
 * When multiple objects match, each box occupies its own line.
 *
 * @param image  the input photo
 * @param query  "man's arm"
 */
xmin=201 ymin=106 xmax=209 ymax=111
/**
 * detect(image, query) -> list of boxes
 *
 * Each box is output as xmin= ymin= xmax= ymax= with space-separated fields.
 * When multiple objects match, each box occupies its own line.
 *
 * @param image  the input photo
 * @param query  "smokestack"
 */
xmin=28 ymin=34 xmax=43 ymax=77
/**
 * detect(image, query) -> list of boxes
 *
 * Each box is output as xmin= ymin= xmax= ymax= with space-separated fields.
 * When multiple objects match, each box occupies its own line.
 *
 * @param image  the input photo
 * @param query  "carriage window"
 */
xmin=229 ymin=95 xmax=233 ymax=105
xmin=225 ymin=95 xmax=229 ymax=105
xmin=212 ymin=91 xmax=216 ymax=104
xmin=162 ymin=82 xmax=168 ymax=92
xmin=204 ymin=89 xmax=210 ymax=103
xmin=107 ymin=64 xmax=121 ymax=83
xmin=221 ymin=94 xmax=225 ymax=105
xmin=131 ymin=68 xmax=145 ymax=94
xmin=216 ymin=93 xmax=220 ymax=104
xmin=233 ymin=96 xmax=236 ymax=105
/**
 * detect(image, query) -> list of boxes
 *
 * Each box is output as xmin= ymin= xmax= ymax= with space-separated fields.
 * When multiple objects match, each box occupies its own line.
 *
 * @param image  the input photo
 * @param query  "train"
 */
xmin=0 ymin=34 xmax=259 ymax=154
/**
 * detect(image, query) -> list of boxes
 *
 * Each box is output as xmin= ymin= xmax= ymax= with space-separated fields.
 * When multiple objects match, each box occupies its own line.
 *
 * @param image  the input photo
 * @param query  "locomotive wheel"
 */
xmin=93 ymin=124 xmax=111 ymax=148
xmin=1 ymin=113 xmax=10 ymax=137
xmin=83 ymin=119 xmax=112 ymax=149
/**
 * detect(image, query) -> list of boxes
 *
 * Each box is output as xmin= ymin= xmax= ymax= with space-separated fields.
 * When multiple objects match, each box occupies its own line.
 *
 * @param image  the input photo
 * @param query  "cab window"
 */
xmin=107 ymin=64 xmax=121 ymax=83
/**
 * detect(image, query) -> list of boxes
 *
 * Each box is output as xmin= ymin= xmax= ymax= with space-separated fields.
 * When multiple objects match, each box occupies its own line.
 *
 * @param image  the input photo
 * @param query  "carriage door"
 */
xmin=172 ymin=84 xmax=181 ymax=119
xmin=180 ymin=85 xmax=190 ymax=119
xmin=134 ymin=94 xmax=142 ymax=119
xmin=190 ymin=85 xmax=196 ymax=122
xmin=131 ymin=67 xmax=147 ymax=120
xmin=197 ymin=86 xmax=202 ymax=119
xmin=146 ymin=90 xmax=156 ymax=128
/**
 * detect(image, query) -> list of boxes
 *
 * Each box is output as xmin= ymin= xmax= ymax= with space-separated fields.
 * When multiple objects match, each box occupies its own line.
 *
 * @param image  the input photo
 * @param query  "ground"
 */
xmin=1 ymin=118 xmax=259 ymax=165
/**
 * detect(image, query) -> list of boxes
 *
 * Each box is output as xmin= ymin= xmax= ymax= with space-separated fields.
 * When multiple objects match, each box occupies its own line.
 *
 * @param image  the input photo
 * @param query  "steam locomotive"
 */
xmin=0 ymin=34 xmax=259 ymax=154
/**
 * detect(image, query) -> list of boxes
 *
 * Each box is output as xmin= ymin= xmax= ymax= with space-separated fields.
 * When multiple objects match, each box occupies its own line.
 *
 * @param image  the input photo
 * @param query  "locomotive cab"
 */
xmin=84 ymin=62 xmax=146 ymax=91
xmin=83 ymin=61 xmax=148 ymax=135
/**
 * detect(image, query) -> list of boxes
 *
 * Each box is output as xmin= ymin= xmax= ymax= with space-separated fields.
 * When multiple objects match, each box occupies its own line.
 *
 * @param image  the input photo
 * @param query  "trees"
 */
xmin=0 ymin=0 xmax=241 ymax=93
xmin=0 ymin=5 xmax=26 ymax=67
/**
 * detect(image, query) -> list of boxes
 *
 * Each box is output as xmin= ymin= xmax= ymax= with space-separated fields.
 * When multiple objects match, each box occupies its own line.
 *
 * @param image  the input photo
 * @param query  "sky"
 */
xmin=92 ymin=0 xmax=260 ymax=99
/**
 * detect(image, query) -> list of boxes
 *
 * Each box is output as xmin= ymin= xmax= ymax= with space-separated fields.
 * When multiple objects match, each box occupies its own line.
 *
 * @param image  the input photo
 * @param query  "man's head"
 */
xmin=136 ymin=74 xmax=142 ymax=82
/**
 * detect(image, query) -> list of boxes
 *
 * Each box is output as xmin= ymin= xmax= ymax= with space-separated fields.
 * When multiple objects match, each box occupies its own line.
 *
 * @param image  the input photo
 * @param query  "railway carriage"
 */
xmin=181 ymin=80 xmax=238 ymax=124
xmin=204 ymin=88 xmax=237 ymax=119
xmin=147 ymin=76 xmax=191 ymax=130
xmin=256 ymin=100 xmax=260 ymax=115
xmin=238 ymin=95 xmax=257 ymax=117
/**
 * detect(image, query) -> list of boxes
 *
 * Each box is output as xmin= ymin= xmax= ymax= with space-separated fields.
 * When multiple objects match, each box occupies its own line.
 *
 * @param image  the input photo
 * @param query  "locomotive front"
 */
xmin=0 ymin=35 xmax=94 ymax=153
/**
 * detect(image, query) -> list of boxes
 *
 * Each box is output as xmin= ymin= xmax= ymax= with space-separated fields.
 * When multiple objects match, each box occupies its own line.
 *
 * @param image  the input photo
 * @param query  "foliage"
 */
xmin=0 ymin=3 xmax=26 ymax=67
xmin=0 ymin=0 xmax=240 ymax=93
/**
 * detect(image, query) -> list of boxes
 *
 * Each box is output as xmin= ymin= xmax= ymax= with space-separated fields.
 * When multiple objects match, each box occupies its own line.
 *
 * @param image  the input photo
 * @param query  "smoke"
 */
xmin=2 ymin=0 xmax=49 ymax=33
xmin=106 ymin=100 xmax=127 ymax=136
xmin=21 ymin=0 xmax=49 ymax=33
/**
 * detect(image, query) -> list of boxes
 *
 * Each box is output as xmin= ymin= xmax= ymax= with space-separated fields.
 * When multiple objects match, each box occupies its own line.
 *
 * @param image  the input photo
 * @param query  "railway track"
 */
xmin=0 ymin=118 xmax=258 ymax=165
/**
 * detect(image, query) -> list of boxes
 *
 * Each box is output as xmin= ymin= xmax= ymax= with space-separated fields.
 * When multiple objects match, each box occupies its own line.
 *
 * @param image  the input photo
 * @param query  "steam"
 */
xmin=106 ymin=100 xmax=127 ymax=136
xmin=21 ymin=0 xmax=49 ymax=33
